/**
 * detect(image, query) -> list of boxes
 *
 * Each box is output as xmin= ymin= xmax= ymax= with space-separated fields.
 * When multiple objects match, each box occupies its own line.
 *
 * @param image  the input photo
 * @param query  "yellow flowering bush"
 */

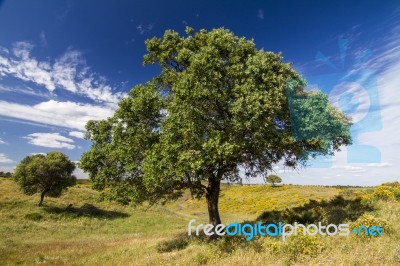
xmin=351 ymin=213 xmax=391 ymax=239
xmin=373 ymin=186 xmax=395 ymax=200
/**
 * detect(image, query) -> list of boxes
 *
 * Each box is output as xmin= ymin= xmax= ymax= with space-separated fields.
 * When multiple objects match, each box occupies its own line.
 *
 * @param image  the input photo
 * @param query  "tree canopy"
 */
xmin=266 ymin=175 xmax=282 ymax=186
xmin=80 ymin=27 xmax=352 ymax=229
xmin=0 ymin=171 xmax=12 ymax=178
xmin=14 ymin=152 xmax=76 ymax=206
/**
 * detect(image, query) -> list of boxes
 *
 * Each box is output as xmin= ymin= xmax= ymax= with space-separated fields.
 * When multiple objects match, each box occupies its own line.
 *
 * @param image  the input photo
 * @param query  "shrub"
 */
xmin=380 ymin=181 xmax=400 ymax=187
xmin=373 ymin=186 xmax=395 ymax=201
xmin=285 ymin=234 xmax=323 ymax=259
xmin=370 ymin=183 xmax=400 ymax=201
xmin=394 ymin=189 xmax=400 ymax=200
xmin=263 ymin=230 xmax=324 ymax=263
xmin=213 ymin=235 xmax=247 ymax=253
xmin=339 ymin=188 xmax=357 ymax=198
xmin=156 ymin=237 xmax=189 ymax=253
xmin=263 ymin=238 xmax=283 ymax=254
xmin=393 ymin=246 xmax=400 ymax=264
xmin=25 ymin=212 xmax=43 ymax=221
xmin=361 ymin=194 xmax=373 ymax=203
xmin=193 ymin=252 xmax=210 ymax=265
xmin=193 ymin=248 xmax=223 ymax=264
xmin=351 ymin=213 xmax=391 ymax=239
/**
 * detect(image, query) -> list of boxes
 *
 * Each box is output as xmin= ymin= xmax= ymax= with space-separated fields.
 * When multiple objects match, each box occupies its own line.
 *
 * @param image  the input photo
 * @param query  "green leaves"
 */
xmin=266 ymin=175 xmax=282 ymax=186
xmin=80 ymin=28 xmax=352 ymax=205
xmin=287 ymin=79 xmax=352 ymax=159
xmin=13 ymin=152 xmax=76 ymax=203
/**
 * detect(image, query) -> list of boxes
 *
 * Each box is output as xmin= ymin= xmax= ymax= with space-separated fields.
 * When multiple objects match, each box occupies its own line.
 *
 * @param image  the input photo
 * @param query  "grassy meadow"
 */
xmin=1 ymin=177 xmax=399 ymax=265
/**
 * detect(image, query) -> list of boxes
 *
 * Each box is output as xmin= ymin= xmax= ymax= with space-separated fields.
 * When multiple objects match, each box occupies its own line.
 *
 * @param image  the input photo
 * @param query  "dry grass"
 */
xmin=0 ymin=177 xmax=398 ymax=265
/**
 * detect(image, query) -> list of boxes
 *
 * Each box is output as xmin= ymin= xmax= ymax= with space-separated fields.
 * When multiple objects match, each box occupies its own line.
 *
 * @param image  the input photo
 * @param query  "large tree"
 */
xmin=14 ymin=152 xmax=76 ymax=206
xmin=80 ymin=27 xmax=351 ymax=231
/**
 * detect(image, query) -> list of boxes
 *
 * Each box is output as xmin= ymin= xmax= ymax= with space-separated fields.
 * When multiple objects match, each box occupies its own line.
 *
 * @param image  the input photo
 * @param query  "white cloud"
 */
xmin=271 ymin=15 xmax=400 ymax=186
xmin=0 ymin=84 xmax=50 ymax=98
xmin=343 ymin=165 xmax=365 ymax=173
xmin=0 ymin=42 xmax=126 ymax=105
xmin=73 ymin=165 xmax=88 ymax=179
xmin=366 ymin=162 xmax=392 ymax=167
xmin=0 ymin=100 xmax=114 ymax=130
xmin=12 ymin=41 xmax=34 ymax=58
xmin=69 ymin=131 xmax=85 ymax=139
xmin=0 ymin=138 xmax=5 ymax=144
xmin=136 ymin=24 xmax=144 ymax=35
xmin=56 ymin=0 xmax=73 ymax=22
xmin=0 ymin=166 xmax=15 ymax=172
xmin=1 ymin=41 xmax=55 ymax=91
xmin=24 ymin=132 xmax=75 ymax=149
xmin=257 ymin=9 xmax=264 ymax=20
xmin=329 ymin=81 xmax=372 ymax=124
xmin=0 ymin=153 xmax=13 ymax=163
xmin=39 ymin=31 xmax=47 ymax=47
xmin=52 ymin=49 xmax=81 ymax=93
xmin=30 ymin=152 xmax=46 ymax=156
xmin=136 ymin=23 xmax=155 ymax=35
xmin=0 ymin=46 xmax=9 ymax=54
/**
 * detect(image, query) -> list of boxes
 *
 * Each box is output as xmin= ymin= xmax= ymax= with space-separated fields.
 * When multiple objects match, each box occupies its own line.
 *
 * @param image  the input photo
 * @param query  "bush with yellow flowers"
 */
xmin=373 ymin=186 xmax=396 ymax=201
xmin=351 ymin=213 xmax=391 ymax=239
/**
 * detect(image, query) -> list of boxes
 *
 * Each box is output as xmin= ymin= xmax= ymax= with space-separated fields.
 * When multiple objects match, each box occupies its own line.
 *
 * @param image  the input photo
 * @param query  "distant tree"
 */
xmin=80 ymin=27 xmax=352 ymax=234
xmin=0 ymin=171 xmax=12 ymax=178
xmin=14 ymin=152 xmax=76 ymax=206
xmin=266 ymin=175 xmax=282 ymax=186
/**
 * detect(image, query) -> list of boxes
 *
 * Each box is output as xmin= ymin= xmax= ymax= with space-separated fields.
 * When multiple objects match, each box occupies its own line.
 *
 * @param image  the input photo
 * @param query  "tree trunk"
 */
xmin=206 ymin=177 xmax=221 ymax=239
xmin=38 ymin=191 xmax=46 ymax=207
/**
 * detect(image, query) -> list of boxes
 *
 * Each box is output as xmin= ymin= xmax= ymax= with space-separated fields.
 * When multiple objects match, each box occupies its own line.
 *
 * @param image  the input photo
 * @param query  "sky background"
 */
xmin=0 ymin=0 xmax=399 ymax=185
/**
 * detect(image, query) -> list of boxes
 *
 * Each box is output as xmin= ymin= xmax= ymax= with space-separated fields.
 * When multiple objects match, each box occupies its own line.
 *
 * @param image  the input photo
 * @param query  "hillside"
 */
xmin=0 ymin=178 xmax=399 ymax=265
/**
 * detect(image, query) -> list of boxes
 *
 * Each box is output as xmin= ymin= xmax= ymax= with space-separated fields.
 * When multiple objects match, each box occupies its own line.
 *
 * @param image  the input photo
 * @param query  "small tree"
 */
xmin=266 ymin=175 xmax=282 ymax=186
xmin=14 ymin=152 xmax=76 ymax=206
xmin=0 ymin=171 xmax=12 ymax=178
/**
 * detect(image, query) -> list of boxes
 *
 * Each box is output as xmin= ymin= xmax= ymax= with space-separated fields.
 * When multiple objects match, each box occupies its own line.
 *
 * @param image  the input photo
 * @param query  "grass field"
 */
xmin=0 ymin=177 xmax=399 ymax=265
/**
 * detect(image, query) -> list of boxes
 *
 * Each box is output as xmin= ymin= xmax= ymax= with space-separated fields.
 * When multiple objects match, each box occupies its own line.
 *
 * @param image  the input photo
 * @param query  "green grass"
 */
xmin=0 ymin=177 xmax=399 ymax=265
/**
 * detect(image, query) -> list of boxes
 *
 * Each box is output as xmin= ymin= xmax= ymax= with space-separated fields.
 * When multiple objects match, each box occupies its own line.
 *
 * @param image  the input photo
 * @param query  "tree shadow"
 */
xmin=257 ymin=195 xmax=374 ymax=225
xmin=269 ymin=185 xmax=282 ymax=188
xmin=43 ymin=203 xmax=129 ymax=219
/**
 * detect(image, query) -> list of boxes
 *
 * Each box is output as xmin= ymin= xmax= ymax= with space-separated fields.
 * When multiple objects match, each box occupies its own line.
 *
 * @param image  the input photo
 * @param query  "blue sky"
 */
xmin=0 ymin=0 xmax=399 ymax=185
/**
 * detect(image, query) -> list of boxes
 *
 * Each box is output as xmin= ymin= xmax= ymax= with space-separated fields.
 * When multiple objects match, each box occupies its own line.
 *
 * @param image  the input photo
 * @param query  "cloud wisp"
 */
xmin=257 ymin=9 xmax=264 ymax=20
xmin=39 ymin=31 xmax=48 ymax=47
xmin=136 ymin=23 xmax=155 ymax=35
xmin=0 ymin=41 xmax=126 ymax=105
xmin=256 ymin=13 xmax=400 ymax=186
xmin=0 ymin=100 xmax=114 ymax=131
xmin=0 ymin=153 xmax=13 ymax=163
xmin=0 ymin=84 xmax=51 ymax=99
xmin=68 ymin=131 xmax=85 ymax=139
xmin=24 ymin=132 xmax=75 ymax=149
